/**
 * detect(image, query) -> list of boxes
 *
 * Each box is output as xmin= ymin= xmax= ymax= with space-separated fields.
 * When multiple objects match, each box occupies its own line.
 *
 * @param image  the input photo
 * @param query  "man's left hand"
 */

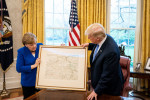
xmin=87 ymin=90 xmax=97 ymax=100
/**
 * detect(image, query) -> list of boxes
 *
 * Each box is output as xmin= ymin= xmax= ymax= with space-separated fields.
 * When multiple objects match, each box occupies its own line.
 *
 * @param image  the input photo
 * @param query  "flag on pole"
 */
xmin=0 ymin=0 xmax=13 ymax=72
xmin=69 ymin=0 xmax=80 ymax=46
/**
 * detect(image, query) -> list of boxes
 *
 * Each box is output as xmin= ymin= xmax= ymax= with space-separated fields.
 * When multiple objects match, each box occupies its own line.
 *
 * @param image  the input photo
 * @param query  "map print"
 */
xmin=36 ymin=46 xmax=87 ymax=91
xmin=45 ymin=53 xmax=79 ymax=80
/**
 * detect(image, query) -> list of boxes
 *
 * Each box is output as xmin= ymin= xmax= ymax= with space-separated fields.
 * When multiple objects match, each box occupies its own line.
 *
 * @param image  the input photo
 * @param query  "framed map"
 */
xmin=36 ymin=45 xmax=87 ymax=91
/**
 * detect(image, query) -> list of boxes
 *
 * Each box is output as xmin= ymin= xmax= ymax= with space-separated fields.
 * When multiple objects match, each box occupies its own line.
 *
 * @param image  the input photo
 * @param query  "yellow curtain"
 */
xmin=77 ymin=0 xmax=106 ymax=67
xmin=140 ymin=0 xmax=150 ymax=93
xmin=22 ymin=0 xmax=44 ymax=43
xmin=141 ymin=0 xmax=150 ymax=69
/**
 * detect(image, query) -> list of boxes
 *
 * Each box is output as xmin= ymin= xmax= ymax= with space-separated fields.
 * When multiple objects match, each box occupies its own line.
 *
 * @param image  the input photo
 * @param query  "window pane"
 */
xmin=54 ymin=14 xmax=64 ymax=27
xmin=110 ymin=29 xmax=128 ymax=45
xmin=64 ymin=0 xmax=71 ymax=14
xmin=128 ymin=30 xmax=135 ymax=45
xmin=45 ymin=29 xmax=69 ymax=46
xmin=111 ymin=13 xmax=130 ymax=28
xmin=111 ymin=12 xmax=130 ymax=28
xmin=53 ymin=29 xmax=69 ymax=45
xmin=110 ymin=29 xmax=135 ymax=47
xmin=45 ymin=13 xmax=53 ymax=28
xmin=119 ymin=0 xmax=129 ymax=7
xmin=125 ymin=45 xmax=134 ymax=66
xmin=111 ymin=1 xmax=119 ymax=13
xmin=53 ymin=29 xmax=64 ymax=45
xmin=129 ymin=13 xmax=136 ymax=28
xmin=45 ymin=29 xmax=54 ymax=45
xmin=54 ymin=0 xmax=63 ymax=13
xmin=63 ymin=29 xmax=69 ymax=45
xmin=64 ymin=14 xmax=70 ymax=27
xmin=45 ymin=0 xmax=53 ymax=13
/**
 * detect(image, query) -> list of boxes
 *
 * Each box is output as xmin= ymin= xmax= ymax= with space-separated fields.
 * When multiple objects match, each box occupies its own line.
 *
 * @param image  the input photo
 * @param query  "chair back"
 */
xmin=120 ymin=56 xmax=132 ymax=97
xmin=120 ymin=56 xmax=130 ymax=81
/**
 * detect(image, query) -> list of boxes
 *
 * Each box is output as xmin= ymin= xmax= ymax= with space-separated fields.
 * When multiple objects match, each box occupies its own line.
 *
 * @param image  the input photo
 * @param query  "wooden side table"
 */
xmin=130 ymin=71 xmax=150 ymax=97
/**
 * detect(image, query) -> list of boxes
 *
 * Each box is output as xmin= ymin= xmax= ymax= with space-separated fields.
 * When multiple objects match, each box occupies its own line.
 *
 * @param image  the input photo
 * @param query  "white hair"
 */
xmin=85 ymin=23 xmax=106 ymax=38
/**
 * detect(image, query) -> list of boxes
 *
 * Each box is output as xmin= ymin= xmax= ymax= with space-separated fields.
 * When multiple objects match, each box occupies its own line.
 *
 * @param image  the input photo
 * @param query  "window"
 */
xmin=110 ymin=0 xmax=137 ymax=69
xmin=44 ymin=0 xmax=71 ymax=46
xmin=45 ymin=0 xmax=137 ymax=69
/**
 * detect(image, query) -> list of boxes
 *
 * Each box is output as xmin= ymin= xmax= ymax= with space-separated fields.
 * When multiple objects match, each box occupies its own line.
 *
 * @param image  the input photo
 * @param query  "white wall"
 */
xmin=0 ymin=0 xmax=22 ymax=90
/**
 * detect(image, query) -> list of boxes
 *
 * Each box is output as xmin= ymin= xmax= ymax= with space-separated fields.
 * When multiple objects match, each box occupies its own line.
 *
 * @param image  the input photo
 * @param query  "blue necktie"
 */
xmin=93 ymin=45 xmax=99 ymax=62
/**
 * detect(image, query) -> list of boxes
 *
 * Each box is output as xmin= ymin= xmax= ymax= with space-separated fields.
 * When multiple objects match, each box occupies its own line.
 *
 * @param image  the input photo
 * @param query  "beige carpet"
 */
xmin=2 ymin=96 xmax=23 ymax=100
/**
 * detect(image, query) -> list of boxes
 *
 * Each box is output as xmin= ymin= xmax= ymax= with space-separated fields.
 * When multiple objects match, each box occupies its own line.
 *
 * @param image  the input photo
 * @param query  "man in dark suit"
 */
xmin=81 ymin=23 xmax=124 ymax=100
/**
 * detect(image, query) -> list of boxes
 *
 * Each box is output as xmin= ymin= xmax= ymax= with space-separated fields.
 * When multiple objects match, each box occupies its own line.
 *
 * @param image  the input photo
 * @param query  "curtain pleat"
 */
xmin=22 ymin=0 xmax=44 ymax=43
xmin=141 ymin=0 xmax=150 ymax=68
xmin=140 ymin=0 xmax=150 ymax=94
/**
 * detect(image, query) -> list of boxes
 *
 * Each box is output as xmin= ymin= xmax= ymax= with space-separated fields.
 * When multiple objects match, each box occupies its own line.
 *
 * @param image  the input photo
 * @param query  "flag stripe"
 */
xmin=73 ymin=25 xmax=80 ymax=42
xmin=72 ymin=30 xmax=80 ymax=45
xmin=77 ymin=24 xmax=80 ymax=30
xmin=69 ymin=31 xmax=77 ymax=46
xmin=69 ymin=36 xmax=73 ymax=46
xmin=69 ymin=27 xmax=80 ymax=46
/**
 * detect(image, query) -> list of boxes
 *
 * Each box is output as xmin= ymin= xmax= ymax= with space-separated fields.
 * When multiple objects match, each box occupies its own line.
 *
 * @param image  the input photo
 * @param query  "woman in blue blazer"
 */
xmin=82 ymin=23 xmax=124 ymax=100
xmin=16 ymin=32 xmax=43 ymax=99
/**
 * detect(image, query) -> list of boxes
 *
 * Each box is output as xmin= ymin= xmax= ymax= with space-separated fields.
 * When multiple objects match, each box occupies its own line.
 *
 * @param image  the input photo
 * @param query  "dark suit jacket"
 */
xmin=88 ymin=34 xmax=124 ymax=96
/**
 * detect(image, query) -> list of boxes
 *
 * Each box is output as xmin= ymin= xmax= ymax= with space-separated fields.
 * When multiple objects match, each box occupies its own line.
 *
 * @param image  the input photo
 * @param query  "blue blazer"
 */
xmin=88 ymin=34 xmax=124 ymax=96
xmin=16 ymin=43 xmax=43 ymax=87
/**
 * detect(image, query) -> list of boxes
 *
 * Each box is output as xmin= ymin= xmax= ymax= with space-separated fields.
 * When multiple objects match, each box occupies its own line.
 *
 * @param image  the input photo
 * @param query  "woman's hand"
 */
xmin=31 ymin=58 xmax=41 ymax=69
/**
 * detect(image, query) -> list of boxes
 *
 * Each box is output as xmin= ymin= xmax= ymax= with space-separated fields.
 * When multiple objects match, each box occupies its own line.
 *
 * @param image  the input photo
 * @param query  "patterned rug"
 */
xmin=2 ymin=96 xmax=23 ymax=100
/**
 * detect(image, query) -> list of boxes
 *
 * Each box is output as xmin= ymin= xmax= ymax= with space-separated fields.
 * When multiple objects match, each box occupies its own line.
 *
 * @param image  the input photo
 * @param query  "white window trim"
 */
xmin=106 ymin=0 xmax=111 ymax=34
xmin=133 ymin=0 xmax=143 ymax=68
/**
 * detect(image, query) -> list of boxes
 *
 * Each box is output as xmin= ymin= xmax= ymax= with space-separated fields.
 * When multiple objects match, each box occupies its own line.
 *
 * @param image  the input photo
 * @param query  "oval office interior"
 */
xmin=0 ymin=0 xmax=150 ymax=100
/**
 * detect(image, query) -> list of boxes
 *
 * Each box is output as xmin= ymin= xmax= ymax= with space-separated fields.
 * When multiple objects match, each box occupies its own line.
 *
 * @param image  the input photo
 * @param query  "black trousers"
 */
xmin=22 ymin=86 xmax=38 ymax=99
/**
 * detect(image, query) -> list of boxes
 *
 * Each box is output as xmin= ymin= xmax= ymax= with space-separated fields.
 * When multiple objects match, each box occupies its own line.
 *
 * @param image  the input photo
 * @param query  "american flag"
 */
xmin=69 ymin=0 xmax=80 ymax=46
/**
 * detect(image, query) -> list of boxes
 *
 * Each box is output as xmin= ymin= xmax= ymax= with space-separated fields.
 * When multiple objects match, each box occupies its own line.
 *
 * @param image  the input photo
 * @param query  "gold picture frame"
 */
xmin=36 ymin=45 xmax=87 ymax=91
xmin=144 ymin=57 xmax=150 ymax=71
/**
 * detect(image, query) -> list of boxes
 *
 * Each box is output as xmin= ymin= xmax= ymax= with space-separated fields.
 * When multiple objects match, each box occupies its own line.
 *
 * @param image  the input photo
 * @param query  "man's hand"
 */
xmin=81 ymin=43 xmax=89 ymax=48
xmin=87 ymin=90 xmax=97 ymax=100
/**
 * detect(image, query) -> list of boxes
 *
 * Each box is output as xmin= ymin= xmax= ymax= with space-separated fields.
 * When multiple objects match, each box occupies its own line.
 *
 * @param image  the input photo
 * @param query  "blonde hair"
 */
xmin=22 ymin=32 xmax=37 ymax=45
xmin=85 ymin=23 xmax=106 ymax=38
